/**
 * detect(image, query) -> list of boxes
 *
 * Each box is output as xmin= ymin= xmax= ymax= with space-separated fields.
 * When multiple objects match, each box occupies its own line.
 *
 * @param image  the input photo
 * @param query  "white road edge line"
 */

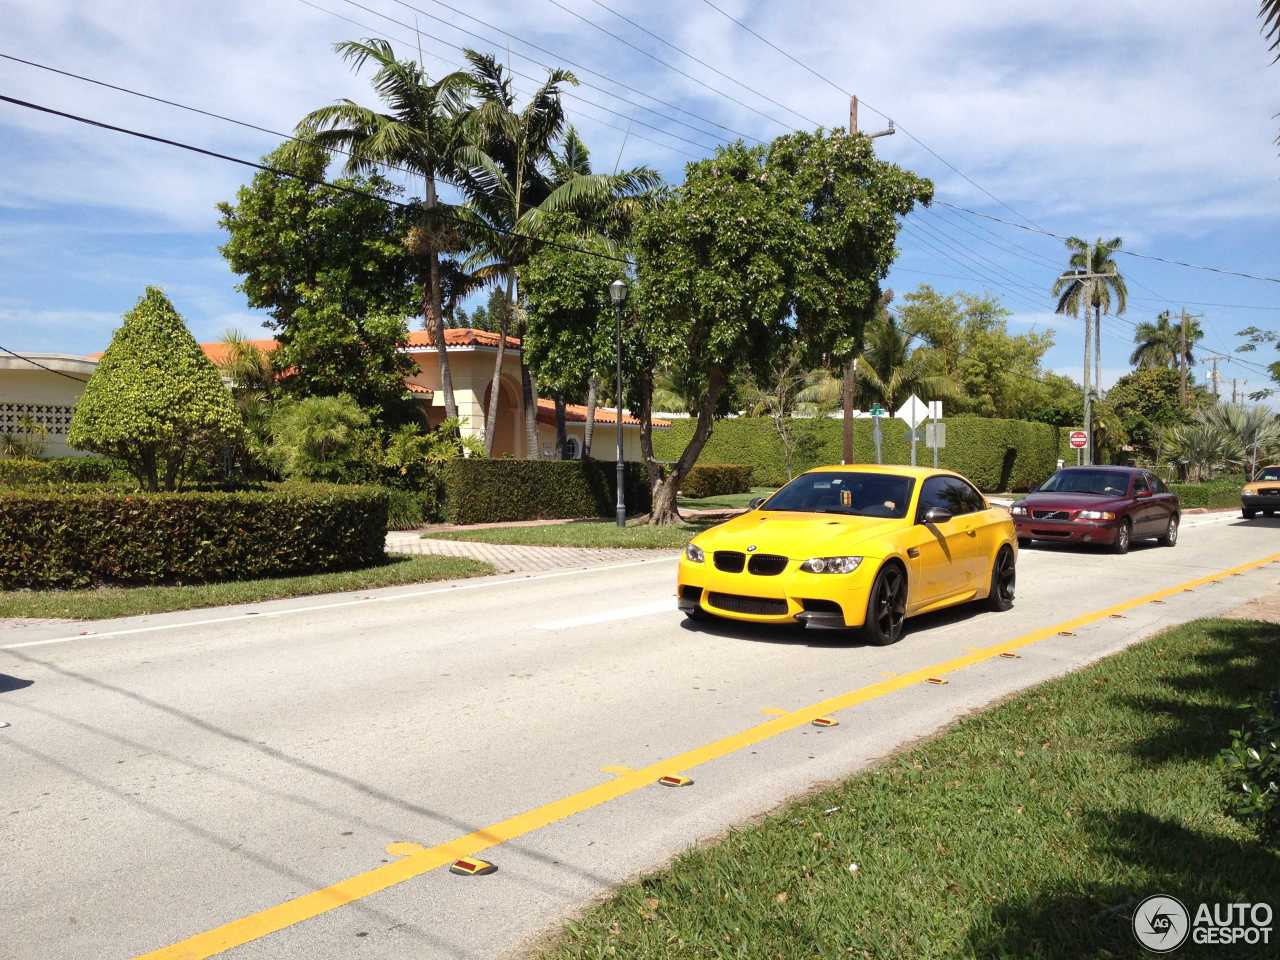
xmin=0 ymin=556 xmax=678 ymax=651
xmin=535 ymin=600 xmax=676 ymax=631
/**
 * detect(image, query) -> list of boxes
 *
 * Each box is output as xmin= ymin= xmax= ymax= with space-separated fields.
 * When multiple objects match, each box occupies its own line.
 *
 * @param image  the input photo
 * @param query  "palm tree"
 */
xmin=215 ymin=330 xmax=277 ymax=475
xmin=293 ymin=39 xmax=472 ymax=422
xmin=1264 ymin=0 xmax=1280 ymax=143
xmin=1052 ymin=236 xmax=1128 ymax=401
xmin=1129 ymin=310 xmax=1203 ymax=371
xmin=455 ymin=52 xmax=658 ymax=457
xmin=1198 ymin=402 xmax=1280 ymax=478
xmin=853 ymin=313 xmax=959 ymax=411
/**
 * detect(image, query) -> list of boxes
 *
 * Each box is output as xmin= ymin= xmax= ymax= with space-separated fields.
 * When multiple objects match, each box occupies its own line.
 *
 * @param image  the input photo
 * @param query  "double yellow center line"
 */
xmin=137 ymin=551 xmax=1280 ymax=959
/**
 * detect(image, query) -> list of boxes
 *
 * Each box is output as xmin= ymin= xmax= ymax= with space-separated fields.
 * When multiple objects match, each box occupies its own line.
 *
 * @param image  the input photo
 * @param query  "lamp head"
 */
xmin=609 ymin=278 xmax=628 ymax=304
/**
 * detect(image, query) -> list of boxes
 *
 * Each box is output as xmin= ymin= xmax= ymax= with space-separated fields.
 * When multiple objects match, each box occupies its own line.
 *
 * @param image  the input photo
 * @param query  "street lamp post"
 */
xmin=609 ymin=279 xmax=628 ymax=528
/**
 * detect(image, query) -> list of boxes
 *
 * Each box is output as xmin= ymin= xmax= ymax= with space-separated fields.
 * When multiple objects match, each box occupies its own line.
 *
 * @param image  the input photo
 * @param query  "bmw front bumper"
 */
xmin=675 ymin=554 xmax=879 ymax=628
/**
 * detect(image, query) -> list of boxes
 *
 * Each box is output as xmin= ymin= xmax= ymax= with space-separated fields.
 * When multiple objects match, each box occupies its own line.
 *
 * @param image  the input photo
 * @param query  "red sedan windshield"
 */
xmin=1039 ymin=470 xmax=1130 ymax=497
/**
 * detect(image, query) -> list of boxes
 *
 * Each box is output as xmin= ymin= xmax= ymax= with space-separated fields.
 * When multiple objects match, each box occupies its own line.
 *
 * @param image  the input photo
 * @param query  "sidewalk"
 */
xmin=385 ymin=531 xmax=670 ymax=573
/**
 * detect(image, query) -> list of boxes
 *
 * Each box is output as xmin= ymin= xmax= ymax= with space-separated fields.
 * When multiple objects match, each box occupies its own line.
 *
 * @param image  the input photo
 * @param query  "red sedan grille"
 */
xmin=1032 ymin=509 xmax=1072 ymax=521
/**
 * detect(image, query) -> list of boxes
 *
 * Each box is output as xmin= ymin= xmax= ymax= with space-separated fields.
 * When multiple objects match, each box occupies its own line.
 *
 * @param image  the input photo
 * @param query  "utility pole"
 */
xmin=842 ymin=357 xmax=854 ymax=464
xmin=1232 ymin=378 xmax=1239 ymax=405
xmin=849 ymin=95 xmax=857 ymax=134
xmin=1209 ymin=357 xmax=1220 ymax=399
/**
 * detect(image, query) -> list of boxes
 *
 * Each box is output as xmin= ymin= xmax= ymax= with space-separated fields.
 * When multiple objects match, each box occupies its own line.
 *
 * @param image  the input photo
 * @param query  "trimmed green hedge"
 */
xmin=0 ymin=483 xmax=388 ymax=589
xmin=652 ymin=416 xmax=1061 ymax=492
xmin=1170 ymin=479 xmax=1245 ymax=509
xmin=680 ymin=463 xmax=753 ymax=499
xmin=444 ymin=459 xmax=651 ymax=525
xmin=0 ymin=456 xmax=125 ymax=487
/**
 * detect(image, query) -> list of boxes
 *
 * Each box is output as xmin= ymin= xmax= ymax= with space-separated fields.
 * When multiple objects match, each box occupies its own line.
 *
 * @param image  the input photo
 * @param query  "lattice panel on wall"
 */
xmin=1 ymin=402 xmax=76 ymax=436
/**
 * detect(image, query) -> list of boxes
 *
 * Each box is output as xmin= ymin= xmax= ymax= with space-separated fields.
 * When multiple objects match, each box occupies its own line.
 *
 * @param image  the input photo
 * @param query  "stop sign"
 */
xmin=1069 ymin=430 xmax=1088 ymax=449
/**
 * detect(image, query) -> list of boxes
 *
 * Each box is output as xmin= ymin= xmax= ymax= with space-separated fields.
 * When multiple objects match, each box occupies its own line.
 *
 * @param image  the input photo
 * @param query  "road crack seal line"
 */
xmin=132 ymin=550 xmax=1280 ymax=960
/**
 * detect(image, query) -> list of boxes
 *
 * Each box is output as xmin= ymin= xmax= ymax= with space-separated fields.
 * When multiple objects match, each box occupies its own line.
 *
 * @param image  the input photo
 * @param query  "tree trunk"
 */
xmin=522 ymin=361 xmax=540 ymax=460
xmin=482 ymin=273 xmax=515 ymax=457
xmin=647 ymin=367 xmax=728 ymax=525
xmin=554 ymin=395 xmax=568 ymax=459
xmin=841 ymin=356 xmax=855 ymax=464
xmin=424 ymin=177 xmax=457 ymax=422
xmin=582 ymin=376 xmax=599 ymax=459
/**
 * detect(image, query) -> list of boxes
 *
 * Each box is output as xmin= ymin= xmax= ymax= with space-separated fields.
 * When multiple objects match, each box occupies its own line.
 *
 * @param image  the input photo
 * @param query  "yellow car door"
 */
xmin=906 ymin=476 xmax=977 ymax=609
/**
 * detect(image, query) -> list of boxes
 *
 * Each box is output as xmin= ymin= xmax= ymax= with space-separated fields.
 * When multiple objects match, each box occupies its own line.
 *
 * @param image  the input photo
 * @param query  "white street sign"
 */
xmin=895 ymin=394 xmax=930 ymax=430
xmin=925 ymin=422 xmax=947 ymax=449
xmin=928 ymin=400 xmax=943 ymax=420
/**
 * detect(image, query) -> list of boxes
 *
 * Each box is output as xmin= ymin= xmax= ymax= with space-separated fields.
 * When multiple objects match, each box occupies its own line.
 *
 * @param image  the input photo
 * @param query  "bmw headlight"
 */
xmin=1010 ymin=503 xmax=1028 ymax=516
xmin=1077 ymin=510 xmax=1116 ymax=521
xmin=800 ymin=556 xmax=863 ymax=574
xmin=685 ymin=542 xmax=705 ymax=563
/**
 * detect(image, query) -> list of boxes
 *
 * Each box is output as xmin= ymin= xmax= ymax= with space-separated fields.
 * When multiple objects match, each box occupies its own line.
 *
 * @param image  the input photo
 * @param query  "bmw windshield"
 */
xmin=762 ymin=472 xmax=914 ymax=519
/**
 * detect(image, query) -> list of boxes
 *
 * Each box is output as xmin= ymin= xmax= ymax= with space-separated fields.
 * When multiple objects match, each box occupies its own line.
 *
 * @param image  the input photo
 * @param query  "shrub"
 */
xmin=444 ymin=459 xmax=651 ymax=525
xmin=653 ymin=416 xmax=1060 ymax=491
xmin=1170 ymin=478 xmax=1246 ymax=509
xmin=0 ymin=457 xmax=124 ymax=487
xmin=385 ymin=487 xmax=427 ymax=530
xmin=1219 ymin=690 xmax=1280 ymax=846
xmin=0 ymin=483 xmax=387 ymax=589
xmin=68 ymin=287 xmax=246 ymax=490
xmin=680 ymin=463 xmax=753 ymax=499
xmin=268 ymin=394 xmax=374 ymax=483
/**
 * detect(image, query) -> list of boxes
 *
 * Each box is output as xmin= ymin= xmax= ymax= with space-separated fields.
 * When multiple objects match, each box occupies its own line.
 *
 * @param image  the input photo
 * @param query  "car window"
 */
xmin=1134 ymin=475 xmax=1150 ymax=496
xmin=762 ymin=471 xmax=914 ymax=518
xmin=1149 ymin=475 xmax=1168 ymax=494
xmin=1256 ymin=468 xmax=1280 ymax=482
xmin=916 ymin=476 xmax=979 ymax=520
xmin=1039 ymin=469 xmax=1130 ymax=497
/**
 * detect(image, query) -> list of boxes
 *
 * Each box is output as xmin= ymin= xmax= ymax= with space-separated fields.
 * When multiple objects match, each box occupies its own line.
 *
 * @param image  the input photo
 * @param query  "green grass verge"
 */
xmin=0 ymin=554 xmax=493 ymax=621
xmin=677 ymin=486 xmax=776 ymax=512
xmin=542 ymin=618 xmax=1280 ymax=959
xmin=426 ymin=519 xmax=718 ymax=549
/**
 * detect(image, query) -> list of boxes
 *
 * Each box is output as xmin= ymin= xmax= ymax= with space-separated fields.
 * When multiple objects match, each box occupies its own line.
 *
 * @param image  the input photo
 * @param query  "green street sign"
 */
xmin=869 ymin=403 xmax=885 ymax=417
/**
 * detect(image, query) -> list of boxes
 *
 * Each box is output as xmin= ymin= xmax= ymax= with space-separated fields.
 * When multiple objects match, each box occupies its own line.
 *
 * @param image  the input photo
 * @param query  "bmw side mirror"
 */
xmin=923 ymin=507 xmax=953 ymax=525
xmin=747 ymin=497 xmax=766 ymax=510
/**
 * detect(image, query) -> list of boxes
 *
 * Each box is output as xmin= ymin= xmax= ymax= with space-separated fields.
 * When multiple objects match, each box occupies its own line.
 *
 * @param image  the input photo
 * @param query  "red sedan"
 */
xmin=1010 ymin=466 xmax=1180 ymax=554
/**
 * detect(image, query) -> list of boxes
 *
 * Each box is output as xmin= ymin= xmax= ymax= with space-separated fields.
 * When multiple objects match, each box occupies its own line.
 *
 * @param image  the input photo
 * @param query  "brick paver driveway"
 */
xmin=385 ymin=532 xmax=670 ymax=573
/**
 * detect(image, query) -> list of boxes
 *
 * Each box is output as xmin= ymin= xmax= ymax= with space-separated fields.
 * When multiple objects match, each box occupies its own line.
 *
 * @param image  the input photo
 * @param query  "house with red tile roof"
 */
xmin=4 ymin=329 xmax=667 ymax=460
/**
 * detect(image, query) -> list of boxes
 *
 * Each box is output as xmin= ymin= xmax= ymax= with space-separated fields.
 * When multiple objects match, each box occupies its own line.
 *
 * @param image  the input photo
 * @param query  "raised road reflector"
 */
xmin=925 ymin=677 xmax=948 ymax=685
xmin=811 ymin=716 xmax=839 ymax=728
xmin=1057 ymin=631 xmax=1076 ymax=637
xmin=1109 ymin=614 xmax=1126 ymax=620
xmin=1150 ymin=599 xmax=1168 ymax=605
xmin=449 ymin=858 xmax=497 ymax=876
xmin=998 ymin=652 xmax=1021 ymax=660
xmin=657 ymin=774 xmax=693 ymax=787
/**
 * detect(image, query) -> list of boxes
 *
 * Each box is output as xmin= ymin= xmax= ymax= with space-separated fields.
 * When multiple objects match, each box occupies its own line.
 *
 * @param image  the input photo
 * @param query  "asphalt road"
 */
xmin=3 ymin=513 xmax=1279 ymax=960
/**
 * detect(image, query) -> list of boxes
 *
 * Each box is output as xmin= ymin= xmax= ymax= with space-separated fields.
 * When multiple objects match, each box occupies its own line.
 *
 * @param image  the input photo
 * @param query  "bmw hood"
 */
xmin=698 ymin=511 xmax=900 ymax=559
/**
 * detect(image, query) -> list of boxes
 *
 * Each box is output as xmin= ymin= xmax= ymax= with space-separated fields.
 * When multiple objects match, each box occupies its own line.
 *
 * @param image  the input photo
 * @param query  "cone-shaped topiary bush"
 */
xmin=69 ymin=287 xmax=245 ymax=490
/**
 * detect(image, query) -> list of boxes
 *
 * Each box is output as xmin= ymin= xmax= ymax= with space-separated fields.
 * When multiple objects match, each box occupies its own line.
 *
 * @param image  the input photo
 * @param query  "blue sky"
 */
xmin=2 ymin=0 xmax=1279 ymax=398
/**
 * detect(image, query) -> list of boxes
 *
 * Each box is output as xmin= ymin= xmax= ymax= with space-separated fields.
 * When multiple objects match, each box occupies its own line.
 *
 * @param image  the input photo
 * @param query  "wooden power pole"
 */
xmin=1179 ymin=309 xmax=1188 ymax=405
xmin=849 ymin=95 xmax=857 ymax=134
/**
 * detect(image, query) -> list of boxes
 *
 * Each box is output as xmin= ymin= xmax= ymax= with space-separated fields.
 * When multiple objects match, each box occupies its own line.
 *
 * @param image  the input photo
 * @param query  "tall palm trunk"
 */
xmin=483 ymin=272 xmax=514 ymax=456
xmin=553 ymin=395 xmax=568 ymax=458
xmin=521 ymin=348 xmax=540 ymax=460
xmin=1094 ymin=301 xmax=1102 ymax=399
xmin=582 ymin=376 xmax=599 ymax=458
xmin=424 ymin=176 xmax=457 ymax=422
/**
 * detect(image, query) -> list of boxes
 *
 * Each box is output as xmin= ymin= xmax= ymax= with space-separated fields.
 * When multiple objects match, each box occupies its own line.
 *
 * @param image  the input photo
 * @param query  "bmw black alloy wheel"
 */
xmin=995 ymin=549 xmax=1015 ymax=603
xmin=874 ymin=566 xmax=906 ymax=641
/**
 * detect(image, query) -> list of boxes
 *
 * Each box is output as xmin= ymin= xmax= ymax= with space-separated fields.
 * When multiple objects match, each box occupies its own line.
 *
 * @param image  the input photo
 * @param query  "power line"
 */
xmin=542 ymin=0 xmax=796 ymax=131
xmin=385 ymin=0 xmax=765 ymax=144
xmin=325 ymin=0 xmax=720 ymax=151
xmin=0 ymin=94 xmax=633 ymax=266
xmin=297 ymin=1 xmax=706 ymax=158
xmin=0 ymin=346 xmax=91 ymax=383
xmin=935 ymin=200 xmax=1280 ymax=286
xmin=584 ymin=0 xmax=822 ymax=128
xmin=693 ymin=0 xmax=1046 ymax=232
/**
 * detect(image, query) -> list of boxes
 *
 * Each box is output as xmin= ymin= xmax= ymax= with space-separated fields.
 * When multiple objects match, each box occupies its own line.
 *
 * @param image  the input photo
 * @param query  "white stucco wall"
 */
xmin=0 ymin=357 xmax=98 ymax=457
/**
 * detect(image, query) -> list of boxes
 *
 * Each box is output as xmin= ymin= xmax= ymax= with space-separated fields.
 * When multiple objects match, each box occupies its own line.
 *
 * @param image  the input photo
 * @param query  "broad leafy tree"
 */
xmin=1106 ymin=367 xmax=1200 ymax=460
xmin=217 ymin=143 xmax=418 ymax=422
xmin=69 ymin=288 xmax=245 ymax=490
xmin=633 ymin=132 xmax=932 ymax=523
xmin=292 ymin=39 xmax=473 ymax=421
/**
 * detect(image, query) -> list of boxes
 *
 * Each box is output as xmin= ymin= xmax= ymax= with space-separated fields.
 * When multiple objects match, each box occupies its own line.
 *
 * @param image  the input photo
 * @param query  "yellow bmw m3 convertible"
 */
xmin=676 ymin=465 xmax=1017 ymax=645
